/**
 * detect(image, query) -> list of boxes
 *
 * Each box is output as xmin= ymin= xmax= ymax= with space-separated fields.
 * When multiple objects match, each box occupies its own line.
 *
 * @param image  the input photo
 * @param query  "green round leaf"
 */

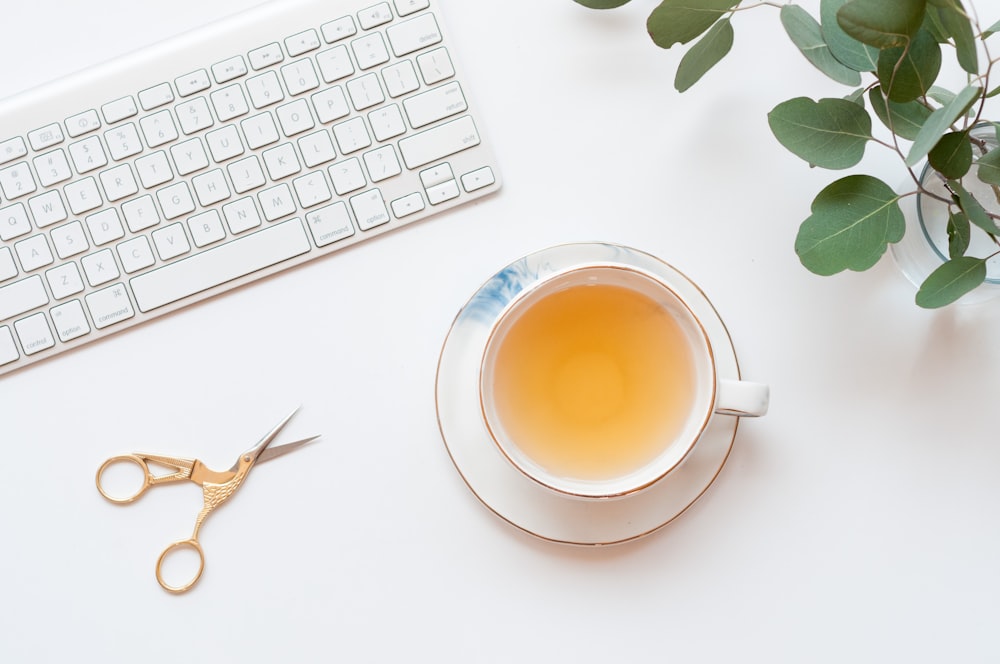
xmin=867 ymin=86 xmax=931 ymax=140
xmin=767 ymin=97 xmax=872 ymax=169
xmin=781 ymin=5 xmax=861 ymax=86
xmin=877 ymin=29 xmax=942 ymax=103
xmin=795 ymin=175 xmax=905 ymax=275
xmin=821 ymin=0 xmax=879 ymax=72
xmin=674 ymin=18 xmax=734 ymax=92
xmin=927 ymin=131 xmax=972 ymax=179
xmin=906 ymin=84 xmax=982 ymax=166
xmin=975 ymin=147 xmax=1000 ymax=186
xmin=837 ymin=0 xmax=926 ymax=49
xmin=573 ymin=0 xmax=632 ymax=7
xmin=915 ymin=256 xmax=987 ymax=308
xmin=946 ymin=210 xmax=971 ymax=259
xmin=647 ymin=0 xmax=739 ymax=49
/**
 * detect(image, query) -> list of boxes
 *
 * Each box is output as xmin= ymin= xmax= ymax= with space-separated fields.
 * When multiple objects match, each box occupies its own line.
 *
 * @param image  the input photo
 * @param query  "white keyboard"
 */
xmin=0 ymin=0 xmax=500 ymax=377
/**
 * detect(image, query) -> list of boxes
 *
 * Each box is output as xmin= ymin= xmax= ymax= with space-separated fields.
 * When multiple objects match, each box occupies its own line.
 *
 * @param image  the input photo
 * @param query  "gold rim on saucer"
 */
xmin=434 ymin=242 xmax=741 ymax=546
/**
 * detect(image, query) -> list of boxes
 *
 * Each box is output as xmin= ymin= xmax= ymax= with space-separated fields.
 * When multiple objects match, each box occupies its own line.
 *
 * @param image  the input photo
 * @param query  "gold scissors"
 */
xmin=96 ymin=408 xmax=319 ymax=594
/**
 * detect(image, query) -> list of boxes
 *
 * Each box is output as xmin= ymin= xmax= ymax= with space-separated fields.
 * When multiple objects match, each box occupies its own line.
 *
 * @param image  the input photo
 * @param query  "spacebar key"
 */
xmin=130 ymin=219 xmax=311 ymax=312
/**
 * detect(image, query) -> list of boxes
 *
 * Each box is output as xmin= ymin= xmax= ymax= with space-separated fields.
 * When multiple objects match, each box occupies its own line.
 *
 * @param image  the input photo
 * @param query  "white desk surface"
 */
xmin=3 ymin=0 xmax=999 ymax=661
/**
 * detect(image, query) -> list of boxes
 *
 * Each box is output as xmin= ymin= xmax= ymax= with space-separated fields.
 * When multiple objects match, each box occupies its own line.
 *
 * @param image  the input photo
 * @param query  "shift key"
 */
xmin=398 ymin=115 xmax=480 ymax=169
xmin=0 ymin=275 xmax=49 ymax=322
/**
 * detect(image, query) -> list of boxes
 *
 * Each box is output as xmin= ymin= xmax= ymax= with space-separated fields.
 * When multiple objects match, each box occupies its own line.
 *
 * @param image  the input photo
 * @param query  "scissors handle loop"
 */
xmin=156 ymin=539 xmax=205 ymax=594
xmin=96 ymin=455 xmax=154 ymax=504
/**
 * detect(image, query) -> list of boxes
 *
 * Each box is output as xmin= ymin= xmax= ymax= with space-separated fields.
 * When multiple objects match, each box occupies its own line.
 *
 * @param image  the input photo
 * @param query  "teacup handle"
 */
xmin=715 ymin=379 xmax=769 ymax=417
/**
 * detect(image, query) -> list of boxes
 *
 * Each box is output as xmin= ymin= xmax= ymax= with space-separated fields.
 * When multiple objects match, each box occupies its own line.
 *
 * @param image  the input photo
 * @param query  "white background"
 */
xmin=2 ymin=0 xmax=999 ymax=661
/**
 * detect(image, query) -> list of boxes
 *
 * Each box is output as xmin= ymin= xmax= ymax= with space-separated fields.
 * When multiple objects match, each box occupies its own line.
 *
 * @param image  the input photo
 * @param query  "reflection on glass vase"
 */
xmin=891 ymin=123 xmax=1000 ymax=305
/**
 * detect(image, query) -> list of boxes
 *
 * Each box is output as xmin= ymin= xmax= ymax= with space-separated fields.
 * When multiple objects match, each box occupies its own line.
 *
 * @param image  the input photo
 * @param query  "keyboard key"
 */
xmin=192 ymin=169 xmax=231 ymax=206
xmin=0 ymin=247 xmax=17 ymax=281
xmin=246 ymin=71 xmax=286 ymax=109
xmin=28 ymin=190 xmax=68 ymax=228
xmin=248 ymin=43 xmax=284 ymax=70
xmin=101 ymin=97 xmax=138 ymax=124
xmin=135 ymin=151 xmax=174 ymax=189
xmin=403 ymin=81 xmax=466 ymax=129
xmin=14 ymin=234 xmax=54 ymax=272
xmin=306 ymin=202 xmax=355 ymax=246
xmin=170 ymin=138 xmax=209 ymax=176
xmin=228 ymin=156 xmax=267 ymax=193
xmin=0 ymin=275 xmax=48 ymax=322
xmin=281 ymin=60 xmax=320 ymax=96
xmin=368 ymin=104 xmax=406 ymax=141
xmin=176 ymin=98 xmax=215 ymax=135
xmin=347 ymin=73 xmax=385 ymax=110
xmin=292 ymin=171 xmax=332 ymax=208
xmin=461 ymin=166 xmax=496 ymax=192
xmin=34 ymin=150 xmax=73 ymax=187
xmin=64 ymin=177 xmax=103 ymax=215
xmin=0 ymin=137 xmax=28 ymax=166
xmin=349 ymin=188 xmax=390 ymax=230
xmin=68 ymin=136 xmax=108 ymax=174
xmin=46 ymin=262 xmax=86 ymax=298
xmin=390 ymin=191 xmax=424 ymax=218
xmin=416 ymin=47 xmax=455 ymax=85
xmin=222 ymin=197 xmax=262 ymax=234
xmin=382 ymin=60 xmax=419 ymax=98
xmin=50 ymin=299 xmax=91 ymax=341
xmin=0 ymin=326 xmax=18 ymax=364
xmin=105 ymin=123 xmax=143 ymax=161
xmin=85 ymin=283 xmax=135 ymax=329
xmin=298 ymin=131 xmax=337 ymax=167
xmin=187 ymin=209 xmax=226 ymax=247
xmin=50 ymin=221 xmax=89 ymax=259
xmin=241 ymin=113 xmax=281 ymax=150
xmin=206 ymin=126 xmax=245 ymax=162
xmin=82 ymin=248 xmax=121 ymax=287
xmin=351 ymin=33 xmax=390 ymax=70
xmin=157 ymin=182 xmax=197 ymax=220
xmin=138 ymin=83 xmax=175 ymax=111
xmin=130 ymin=219 xmax=311 ymax=312
xmin=122 ymin=195 xmax=160 ymax=233
xmin=212 ymin=56 xmax=249 ymax=84
xmin=358 ymin=3 xmax=393 ymax=30
xmin=386 ymin=13 xmax=441 ymax=57
xmin=210 ymin=85 xmax=250 ymax=122
xmin=398 ymin=115 xmax=480 ymax=169
xmin=258 ymin=183 xmax=296 ymax=220
xmin=393 ymin=0 xmax=429 ymax=16
xmin=86 ymin=209 xmax=126 ymax=246
xmin=28 ymin=123 xmax=66 ymax=151
xmin=65 ymin=110 xmax=101 ymax=138
xmin=152 ymin=223 xmax=191 ymax=260
xmin=321 ymin=16 xmax=357 ymax=43
xmin=276 ymin=99 xmax=316 ymax=137
xmin=176 ymin=69 xmax=211 ymax=97
xmin=332 ymin=117 xmax=372 ymax=154
xmin=329 ymin=158 xmax=366 ymax=195
xmin=285 ymin=29 xmax=321 ymax=57
xmin=316 ymin=45 xmax=355 ymax=83
xmin=262 ymin=143 xmax=302 ymax=180
xmin=312 ymin=87 xmax=351 ymax=123
xmin=99 ymin=164 xmax=139 ymax=202
xmin=139 ymin=110 xmax=179 ymax=148
xmin=0 ymin=163 xmax=36 ymax=200
xmin=363 ymin=145 xmax=401 ymax=182
xmin=426 ymin=178 xmax=459 ymax=205
xmin=117 ymin=236 xmax=156 ymax=274
xmin=14 ymin=313 xmax=55 ymax=355
xmin=0 ymin=203 xmax=31 ymax=241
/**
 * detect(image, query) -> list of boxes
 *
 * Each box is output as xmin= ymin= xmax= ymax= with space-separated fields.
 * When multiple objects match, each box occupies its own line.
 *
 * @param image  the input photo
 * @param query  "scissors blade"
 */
xmin=229 ymin=407 xmax=300 ymax=471
xmin=255 ymin=435 xmax=320 ymax=465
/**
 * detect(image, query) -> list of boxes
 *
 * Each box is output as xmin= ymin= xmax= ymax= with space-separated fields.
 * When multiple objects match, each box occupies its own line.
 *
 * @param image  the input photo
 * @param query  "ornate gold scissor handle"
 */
xmin=96 ymin=409 xmax=319 ymax=594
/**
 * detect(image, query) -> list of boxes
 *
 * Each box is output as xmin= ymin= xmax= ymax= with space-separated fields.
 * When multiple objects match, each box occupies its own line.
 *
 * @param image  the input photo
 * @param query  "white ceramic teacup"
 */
xmin=478 ymin=262 xmax=768 ymax=500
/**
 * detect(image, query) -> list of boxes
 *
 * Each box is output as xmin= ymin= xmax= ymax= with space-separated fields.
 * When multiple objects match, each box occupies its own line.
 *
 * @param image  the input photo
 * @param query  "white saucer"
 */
xmin=435 ymin=243 xmax=742 ymax=545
